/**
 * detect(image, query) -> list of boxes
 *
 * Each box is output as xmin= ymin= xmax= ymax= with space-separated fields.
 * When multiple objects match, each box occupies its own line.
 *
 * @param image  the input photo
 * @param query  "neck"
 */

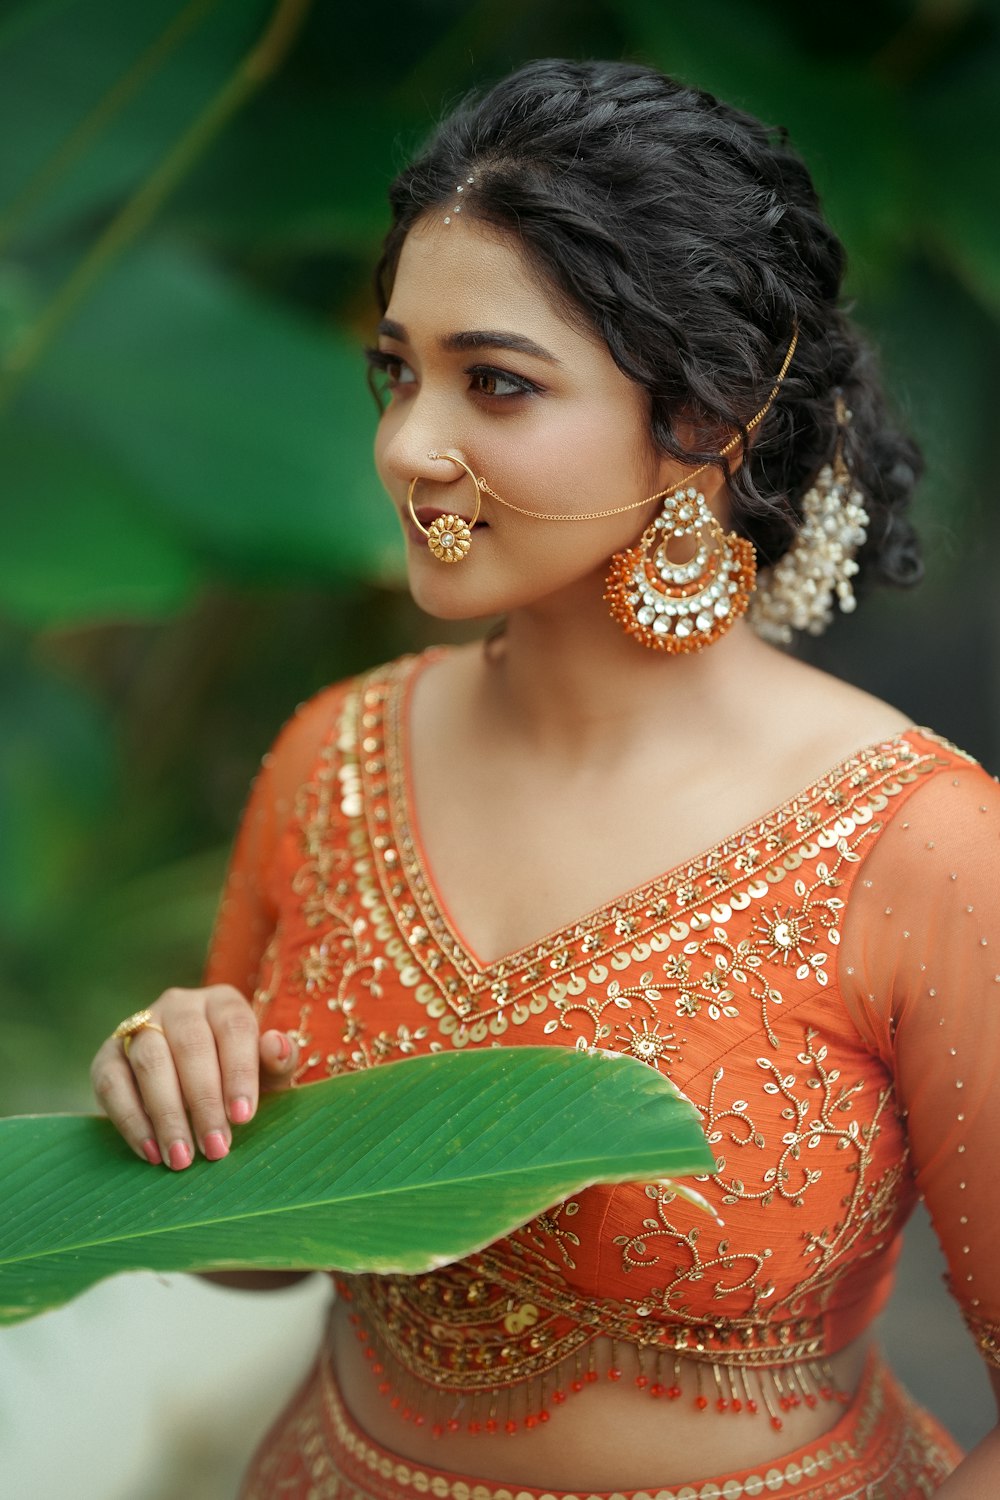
xmin=475 ymin=573 xmax=774 ymax=766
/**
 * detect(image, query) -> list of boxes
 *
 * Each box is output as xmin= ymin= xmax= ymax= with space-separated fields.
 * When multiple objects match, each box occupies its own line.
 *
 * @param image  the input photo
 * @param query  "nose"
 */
xmin=376 ymin=381 xmax=474 ymax=486
xmin=380 ymin=428 xmax=475 ymax=500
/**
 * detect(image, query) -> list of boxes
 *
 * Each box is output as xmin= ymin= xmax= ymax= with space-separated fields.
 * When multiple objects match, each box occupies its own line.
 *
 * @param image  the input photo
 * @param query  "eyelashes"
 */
xmin=363 ymin=347 xmax=543 ymax=401
xmin=364 ymin=348 xmax=412 ymax=386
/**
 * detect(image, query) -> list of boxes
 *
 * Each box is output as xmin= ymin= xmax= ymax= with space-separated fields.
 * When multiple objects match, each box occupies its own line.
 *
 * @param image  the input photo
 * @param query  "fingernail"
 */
xmin=142 ymin=1139 xmax=162 ymax=1166
xmin=230 ymin=1096 xmax=252 ymax=1124
xmin=265 ymin=1030 xmax=291 ymax=1063
xmin=168 ymin=1140 xmax=192 ymax=1171
xmin=204 ymin=1131 xmax=229 ymax=1162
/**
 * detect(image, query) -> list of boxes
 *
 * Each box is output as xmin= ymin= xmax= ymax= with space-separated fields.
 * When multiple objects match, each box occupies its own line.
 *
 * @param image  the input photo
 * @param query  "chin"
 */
xmin=406 ymin=568 xmax=495 ymax=623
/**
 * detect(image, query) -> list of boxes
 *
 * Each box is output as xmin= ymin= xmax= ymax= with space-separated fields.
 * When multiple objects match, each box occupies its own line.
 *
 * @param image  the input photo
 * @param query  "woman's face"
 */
xmin=372 ymin=214 xmax=682 ymax=623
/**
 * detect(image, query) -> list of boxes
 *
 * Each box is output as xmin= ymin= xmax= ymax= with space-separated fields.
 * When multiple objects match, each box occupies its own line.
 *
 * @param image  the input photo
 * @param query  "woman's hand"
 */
xmin=90 ymin=985 xmax=299 ymax=1170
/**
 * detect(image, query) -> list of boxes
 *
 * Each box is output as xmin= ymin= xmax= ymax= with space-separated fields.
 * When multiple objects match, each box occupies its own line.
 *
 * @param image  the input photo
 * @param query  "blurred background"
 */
xmin=0 ymin=0 xmax=997 ymax=1495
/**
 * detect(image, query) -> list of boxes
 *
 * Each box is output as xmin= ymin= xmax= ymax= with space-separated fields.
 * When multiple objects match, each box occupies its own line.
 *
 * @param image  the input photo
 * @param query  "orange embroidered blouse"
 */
xmin=205 ymin=651 xmax=1000 ymax=1420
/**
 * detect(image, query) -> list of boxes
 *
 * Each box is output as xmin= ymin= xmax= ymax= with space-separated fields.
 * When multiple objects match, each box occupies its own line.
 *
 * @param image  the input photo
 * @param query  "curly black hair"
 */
xmin=375 ymin=58 xmax=922 ymax=594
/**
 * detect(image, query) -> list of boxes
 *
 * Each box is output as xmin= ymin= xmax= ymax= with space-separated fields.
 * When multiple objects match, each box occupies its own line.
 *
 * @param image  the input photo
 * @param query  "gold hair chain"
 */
xmin=475 ymin=325 xmax=799 ymax=522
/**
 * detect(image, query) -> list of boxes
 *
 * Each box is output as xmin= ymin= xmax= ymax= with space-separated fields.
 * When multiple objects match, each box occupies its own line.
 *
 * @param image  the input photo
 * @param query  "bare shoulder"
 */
xmin=763 ymin=651 xmax=914 ymax=769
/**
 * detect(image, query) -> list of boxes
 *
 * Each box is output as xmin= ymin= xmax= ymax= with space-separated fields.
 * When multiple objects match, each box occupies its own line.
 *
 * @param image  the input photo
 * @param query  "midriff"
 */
xmin=327 ymin=1297 xmax=874 ymax=1490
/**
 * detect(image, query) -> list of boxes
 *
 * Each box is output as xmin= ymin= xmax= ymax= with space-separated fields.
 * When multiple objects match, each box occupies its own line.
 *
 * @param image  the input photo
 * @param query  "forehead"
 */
xmin=385 ymin=216 xmax=597 ymax=352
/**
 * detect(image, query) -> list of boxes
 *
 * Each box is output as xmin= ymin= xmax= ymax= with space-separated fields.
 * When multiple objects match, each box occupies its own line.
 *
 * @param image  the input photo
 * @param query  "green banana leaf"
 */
xmin=0 ymin=1046 xmax=715 ymax=1326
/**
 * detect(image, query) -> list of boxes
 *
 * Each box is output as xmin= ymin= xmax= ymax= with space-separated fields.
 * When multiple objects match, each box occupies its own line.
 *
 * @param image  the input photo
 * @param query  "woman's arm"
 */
xmin=91 ymin=687 xmax=345 ymax=1168
xmin=839 ymin=761 xmax=1000 ymax=1479
xmin=935 ymin=1370 xmax=1000 ymax=1495
xmin=199 ymin=1271 xmax=312 ymax=1290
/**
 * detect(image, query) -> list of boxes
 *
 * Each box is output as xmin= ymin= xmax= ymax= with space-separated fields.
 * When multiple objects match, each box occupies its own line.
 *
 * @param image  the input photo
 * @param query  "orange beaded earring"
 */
xmin=603 ymin=326 xmax=798 ymax=653
xmin=604 ymin=480 xmax=757 ymax=653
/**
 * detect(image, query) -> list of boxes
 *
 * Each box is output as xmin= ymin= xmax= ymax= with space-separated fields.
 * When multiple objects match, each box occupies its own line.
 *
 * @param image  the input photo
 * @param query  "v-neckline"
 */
xmin=377 ymin=650 xmax=928 ymax=981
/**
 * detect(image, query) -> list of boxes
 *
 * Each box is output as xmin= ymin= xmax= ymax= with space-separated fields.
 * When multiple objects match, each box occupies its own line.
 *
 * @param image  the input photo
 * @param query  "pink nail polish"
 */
xmin=204 ymin=1131 xmax=229 ymax=1161
xmin=168 ymin=1140 xmax=192 ymax=1171
xmin=274 ymin=1032 xmax=291 ymax=1062
xmin=230 ymin=1097 xmax=252 ymax=1124
xmin=142 ymin=1139 xmax=162 ymax=1166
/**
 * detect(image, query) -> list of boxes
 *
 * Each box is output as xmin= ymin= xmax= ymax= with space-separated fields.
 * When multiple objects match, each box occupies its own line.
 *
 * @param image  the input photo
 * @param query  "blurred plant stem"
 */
xmin=0 ymin=0 xmax=312 ymax=412
xmin=0 ymin=0 xmax=223 ymax=253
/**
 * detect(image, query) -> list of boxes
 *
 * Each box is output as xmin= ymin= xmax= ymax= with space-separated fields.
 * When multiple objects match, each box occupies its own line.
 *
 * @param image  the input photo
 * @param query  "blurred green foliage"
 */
xmin=1 ymin=0 xmax=998 ymax=1106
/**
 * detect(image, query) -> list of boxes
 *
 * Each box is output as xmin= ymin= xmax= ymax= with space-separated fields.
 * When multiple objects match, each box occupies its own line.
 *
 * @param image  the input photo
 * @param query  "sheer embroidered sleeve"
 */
xmin=838 ymin=754 xmax=1000 ymax=1369
xmin=203 ymin=685 xmax=346 ymax=999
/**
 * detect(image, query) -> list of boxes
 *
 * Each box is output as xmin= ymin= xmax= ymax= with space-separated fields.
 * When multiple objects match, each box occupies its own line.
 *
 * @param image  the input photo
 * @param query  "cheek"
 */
xmin=482 ymin=398 xmax=654 ymax=519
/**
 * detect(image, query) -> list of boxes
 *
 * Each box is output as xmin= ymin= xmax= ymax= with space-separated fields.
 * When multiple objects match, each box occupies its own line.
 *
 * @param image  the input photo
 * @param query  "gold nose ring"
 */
xmin=406 ymin=452 xmax=483 ymax=563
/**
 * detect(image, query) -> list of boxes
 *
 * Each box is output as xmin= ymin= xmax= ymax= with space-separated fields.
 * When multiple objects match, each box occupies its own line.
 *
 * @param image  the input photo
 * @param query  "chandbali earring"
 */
xmin=598 ymin=327 xmax=797 ymax=653
xmin=604 ymin=480 xmax=757 ymax=652
xmin=748 ymin=395 xmax=869 ymax=644
xmin=407 ymin=452 xmax=483 ymax=563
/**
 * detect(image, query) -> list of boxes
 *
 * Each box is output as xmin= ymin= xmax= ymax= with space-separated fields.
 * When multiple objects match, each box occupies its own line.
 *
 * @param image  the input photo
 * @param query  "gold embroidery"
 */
xmin=236 ymin=1344 xmax=959 ymax=1500
xmin=240 ymin=1342 xmax=960 ymax=1500
xmin=963 ymin=1307 xmax=1000 ymax=1369
xmin=364 ymin=656 xmax=940 ymax=1047
xmin=270 ymin=658 xmax=970 ymax=1432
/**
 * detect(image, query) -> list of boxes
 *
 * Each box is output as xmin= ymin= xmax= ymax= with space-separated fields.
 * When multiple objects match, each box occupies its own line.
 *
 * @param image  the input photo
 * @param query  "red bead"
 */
xmin=413 ymin=1414 xmax=425 ymax=1427
xmin=485 ymin=1419 xmax=498 ymax=1434
xmin=695 ymin=1395 xmax=708 ymax=1411
xmin=780 ymin=1396 xmax=791 ymax=1411
xmin=390 ymin=1397 xmax=400 ymax=1411
xmin=372 ymin=1362 xmax=384 ymax=1376
xmin=716 ymin=1398 xmax=728 ymax=1412
xmin=447 ymin=1418 xmax=460 ymax=1432
xmin=731 ymin=1398 xmax=742 ymax=1413
xmin=552 ymin=1390 xmax=567 ymax=1404
xmin=747 ymin=1399 xmax=758 ymax=1414
xmin=538 ymin=1410 xmax=550 ymax=1423
xmin=524 ymin=1415 xmax=537 ymax=1429
xmin=377 ymin=1382 xmax=391 ymax=1396
xmin=607 ymin=1368 xmax=623 ymax=1382
xmin=570 ymin=1379 xmax=584 ymax=1393
xmin=432 ymin=1424 xmax=444 ymax=1439
xmin=363 ymin=1347 xmax=374 ymax=1361
xmin=401 ymin=1407 xmax=412 ymax=1422
xmin=819 ymin=1386 xmax=833 ymax=1401
xmin=505 ymin=1419 xmax=517 ymax=1435
xmin=467 ymin=1421 xmax=480 ymax=1434
xmin=650 ymin=1382 xmax=665 ymax=1398
xmin=585 ymin=1370 xmax=598 ymax=1383
xmin=635 ymin=1375 xmax=649 ymax=1389
xmin=804 ymin=1393 xmax=817 ymax=1409
xmin=770 ymin=1416 xmax=783 ymax=1432
xmin=667 ymin=1385 xmax=683 ymax=1400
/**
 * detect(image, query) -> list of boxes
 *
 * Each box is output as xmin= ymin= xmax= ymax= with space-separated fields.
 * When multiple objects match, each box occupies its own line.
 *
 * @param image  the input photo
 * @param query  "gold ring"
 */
xmin=112 ymin=1008 xmax=166 ymax=1058
xmin=407 ymin=452 xmax=482 ymax=563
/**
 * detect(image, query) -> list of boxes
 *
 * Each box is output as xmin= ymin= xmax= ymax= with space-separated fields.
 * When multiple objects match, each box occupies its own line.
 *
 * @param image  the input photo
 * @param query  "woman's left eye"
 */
xmin=467 ymin=366 xmax=539 ymax=399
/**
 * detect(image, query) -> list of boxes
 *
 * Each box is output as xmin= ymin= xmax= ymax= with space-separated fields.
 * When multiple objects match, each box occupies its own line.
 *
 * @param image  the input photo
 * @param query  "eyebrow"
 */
xmin=377 ymin=319 xmax=562 ymax=366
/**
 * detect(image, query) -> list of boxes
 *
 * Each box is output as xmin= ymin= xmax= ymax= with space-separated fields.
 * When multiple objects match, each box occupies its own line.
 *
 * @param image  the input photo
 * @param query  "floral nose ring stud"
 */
xmin=407 ymin=452 xmax=483 ymax=562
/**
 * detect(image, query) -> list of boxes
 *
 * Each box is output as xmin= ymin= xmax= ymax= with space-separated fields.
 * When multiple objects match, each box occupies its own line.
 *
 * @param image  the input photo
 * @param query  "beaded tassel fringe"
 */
xmin=347 ymin=1307 xmax=848 ymax=1441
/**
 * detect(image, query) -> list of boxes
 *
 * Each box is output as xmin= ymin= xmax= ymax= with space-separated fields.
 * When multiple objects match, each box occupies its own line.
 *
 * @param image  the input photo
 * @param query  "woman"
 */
xmin=90 ymin=60 xmax=999 ymax=1498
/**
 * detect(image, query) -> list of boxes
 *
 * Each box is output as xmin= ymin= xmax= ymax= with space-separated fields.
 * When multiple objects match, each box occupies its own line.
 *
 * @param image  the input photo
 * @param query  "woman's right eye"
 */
xmin=364 ymin=348 xmax=416 ymax=396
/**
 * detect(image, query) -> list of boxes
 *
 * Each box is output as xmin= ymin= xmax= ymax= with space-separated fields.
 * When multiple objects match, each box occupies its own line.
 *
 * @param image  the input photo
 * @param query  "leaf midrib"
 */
xmin=0 ymin=1147 xmax=704 ymax=1267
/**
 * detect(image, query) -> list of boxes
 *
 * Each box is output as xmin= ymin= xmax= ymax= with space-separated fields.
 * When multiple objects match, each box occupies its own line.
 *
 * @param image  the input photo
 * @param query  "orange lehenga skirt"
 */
xmin=239 ymin=1344 xmax=962 ymax=1500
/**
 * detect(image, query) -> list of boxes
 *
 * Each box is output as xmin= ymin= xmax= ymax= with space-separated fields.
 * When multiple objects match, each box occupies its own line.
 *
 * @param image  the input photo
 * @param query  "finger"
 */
xmin=204 ymin=985 xmax=262 ymax=1127
xmin=119 ymin=1026 xmax=195 ymax=1171
xmin=163 ymin=1004 xmax=232 ymax=1163
xmin=90 ymin=1039 xmax=163 ymax=1165
xmin=259 ymin=1029 xmax=300 ymax=1093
